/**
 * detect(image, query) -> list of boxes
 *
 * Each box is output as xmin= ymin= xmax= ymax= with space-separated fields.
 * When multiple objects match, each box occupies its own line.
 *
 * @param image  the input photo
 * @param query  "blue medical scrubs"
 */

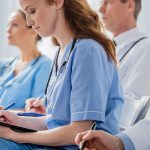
xmin=0 ymin=59 xmax=12 ymax=76
xmin=45 ymin=39 xmax=124 ymax=149
xmin=0 ymin=55 xmax=52 ymax=109
xmin=0 ymin=39 xmax=124 ymax=150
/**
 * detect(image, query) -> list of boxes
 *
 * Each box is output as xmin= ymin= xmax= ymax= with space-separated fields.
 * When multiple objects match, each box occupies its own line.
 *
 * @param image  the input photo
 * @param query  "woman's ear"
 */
xmin=55 ymin=0 xmax=64 ymax=10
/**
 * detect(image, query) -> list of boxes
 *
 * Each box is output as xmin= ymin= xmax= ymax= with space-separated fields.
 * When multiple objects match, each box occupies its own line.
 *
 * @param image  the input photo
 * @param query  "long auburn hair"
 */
xmin=48 ymin=0 xmax=116 ymax=64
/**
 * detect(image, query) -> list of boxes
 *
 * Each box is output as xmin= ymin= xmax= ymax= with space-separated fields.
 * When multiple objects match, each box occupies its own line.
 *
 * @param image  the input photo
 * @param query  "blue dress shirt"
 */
xmin=118 ymin=133 xmax=135 ymax=150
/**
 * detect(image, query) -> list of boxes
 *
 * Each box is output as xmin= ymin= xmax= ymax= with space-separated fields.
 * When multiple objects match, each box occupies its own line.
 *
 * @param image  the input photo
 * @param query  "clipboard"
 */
xmin=0 ymin=121 xmax=37 ymax=132
xmin=119 ymin=96 xmax=150 ymax=130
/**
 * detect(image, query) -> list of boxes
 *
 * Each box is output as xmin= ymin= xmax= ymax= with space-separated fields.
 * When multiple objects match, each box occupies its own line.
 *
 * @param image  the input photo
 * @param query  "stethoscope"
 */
xmin=0 ymin=55 xmax=42 ymax=89
xmin=0 ymin=57 xmax=18 ymax=76
xmin=119 ymin=37 xmax=147 ymax=62
xmin=44 ymin=38 xmax=77 ymax=105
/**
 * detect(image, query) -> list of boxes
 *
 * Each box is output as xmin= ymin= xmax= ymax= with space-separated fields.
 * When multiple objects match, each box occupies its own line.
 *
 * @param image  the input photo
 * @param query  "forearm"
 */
xmin=17 ymin=116 xmax=48 ymax=131
xmin=12 ymin=121 xmax=92 ymax=146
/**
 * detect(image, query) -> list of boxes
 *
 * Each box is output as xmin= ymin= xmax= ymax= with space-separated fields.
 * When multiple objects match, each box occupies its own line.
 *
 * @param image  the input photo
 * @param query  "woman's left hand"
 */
xmin=0 ymin=125 xmax=16 ymax=139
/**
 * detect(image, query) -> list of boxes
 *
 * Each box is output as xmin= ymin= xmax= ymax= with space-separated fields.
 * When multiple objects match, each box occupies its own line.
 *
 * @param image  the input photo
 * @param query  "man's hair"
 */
xmin=120 ymin=0 xmax=141 ymax=20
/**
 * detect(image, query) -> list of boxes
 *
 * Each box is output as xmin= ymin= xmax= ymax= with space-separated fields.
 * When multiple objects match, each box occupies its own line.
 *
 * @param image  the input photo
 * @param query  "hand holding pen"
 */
xmin=4 ymin=102 xmax=16 ymax=110
xmin=75 ymin=122 xmax=97 ymax=150
xmin=25 ymin=96 xmax=46 ymax=114
xmin=0 ymin=102 xmax=20 ymax=124
xmin=0 ymin=102 xmax=16 ymax=111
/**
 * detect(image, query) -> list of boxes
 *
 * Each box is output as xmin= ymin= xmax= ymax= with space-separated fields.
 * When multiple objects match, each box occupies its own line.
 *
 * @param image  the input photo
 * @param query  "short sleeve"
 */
xmin=70 ymin=41 xmax=110 ymax=122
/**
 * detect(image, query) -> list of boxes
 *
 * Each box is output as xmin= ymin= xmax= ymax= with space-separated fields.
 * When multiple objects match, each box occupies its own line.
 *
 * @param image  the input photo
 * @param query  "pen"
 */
xmin=4 ymin=102 xmax=16 ymax=110
xmin=79 ymin=122 xmax=97 ymax=150
xmin=17 ymin=112 xmax=45 ymax=117
xmin=39 ymin=95 xmax=46 ymax=105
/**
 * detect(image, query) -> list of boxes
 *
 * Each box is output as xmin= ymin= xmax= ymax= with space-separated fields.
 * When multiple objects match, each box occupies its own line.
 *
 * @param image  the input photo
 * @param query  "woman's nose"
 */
xmin=99 ymin=3 xmax=105 ymax=14
xmin=26 ymin=16 xmax=34 ymax=28
xmin=6 ymin=26 xmax=11 ymax=33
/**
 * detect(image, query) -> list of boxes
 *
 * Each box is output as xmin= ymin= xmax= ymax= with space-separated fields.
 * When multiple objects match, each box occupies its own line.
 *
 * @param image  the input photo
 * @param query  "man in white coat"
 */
xmin=99 ymin=0 xmax=150 ymax=130
xmin=99 ymin=0 xmax=150 ymax=102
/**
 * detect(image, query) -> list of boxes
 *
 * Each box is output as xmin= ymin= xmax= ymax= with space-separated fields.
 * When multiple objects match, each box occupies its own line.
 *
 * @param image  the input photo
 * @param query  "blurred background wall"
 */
xmin=0 ymin=0 xmax=149 ymax=60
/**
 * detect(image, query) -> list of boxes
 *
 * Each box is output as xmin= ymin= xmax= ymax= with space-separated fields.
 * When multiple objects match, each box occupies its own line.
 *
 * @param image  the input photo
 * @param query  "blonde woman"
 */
xmin=0 ymin=10 xmax=52 ymax=109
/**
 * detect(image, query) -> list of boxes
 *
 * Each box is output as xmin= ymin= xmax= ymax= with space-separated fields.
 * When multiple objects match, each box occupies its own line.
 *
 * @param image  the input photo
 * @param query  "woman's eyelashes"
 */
xmin=12 ymin=23 xmax=19 ymax=27
xmin=28 ymin=8 xmax=36 ymax=15
xmin=7 ymin=22 xmax=19 ymax=28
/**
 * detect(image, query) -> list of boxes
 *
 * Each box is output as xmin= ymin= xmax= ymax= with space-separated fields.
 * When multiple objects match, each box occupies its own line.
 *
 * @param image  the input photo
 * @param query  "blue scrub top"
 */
xmin=0 ymin=61 xmax=5 ymax=76
xmin=45 ymin=39 xmax=124 ymax=142
xmin=0 ymin=60 xmax=12 ymax=76
xmin=0 ymin=55 xmax=52 ymax=109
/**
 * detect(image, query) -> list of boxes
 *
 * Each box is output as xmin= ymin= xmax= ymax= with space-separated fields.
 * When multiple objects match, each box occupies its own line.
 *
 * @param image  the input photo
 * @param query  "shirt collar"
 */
xmin=54 ymin=39 xmax=75 ymax=75
xmin=114 ymin=27 xmax=145 ymax=47
xmin=62 ymin=39 xmax=74 ymax=61
xmin=59 ymin=38 xmax=78 ymax=66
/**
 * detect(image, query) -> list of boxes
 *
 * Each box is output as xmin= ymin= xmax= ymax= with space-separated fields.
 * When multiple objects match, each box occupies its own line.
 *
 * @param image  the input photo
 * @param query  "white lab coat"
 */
xmin=123 ymin=109 xmax=150 ymax=150
xmin=115 ymin=28 xmax=150 ymax=100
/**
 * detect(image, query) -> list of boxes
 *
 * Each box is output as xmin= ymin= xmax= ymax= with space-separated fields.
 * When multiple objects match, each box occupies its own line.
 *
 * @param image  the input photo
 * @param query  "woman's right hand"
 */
xmin=0 ymin=110 xmax=21 ymax=125
xmin=25 ymin=98 xmax=46 ymax=114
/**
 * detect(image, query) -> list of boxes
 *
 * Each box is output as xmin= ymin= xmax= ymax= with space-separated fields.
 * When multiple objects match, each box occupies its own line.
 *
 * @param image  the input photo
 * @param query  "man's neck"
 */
xmin=114 ymin=26 xmax=136 ymax=37
xmin=113 ymin=19 xmax=137 ymax=37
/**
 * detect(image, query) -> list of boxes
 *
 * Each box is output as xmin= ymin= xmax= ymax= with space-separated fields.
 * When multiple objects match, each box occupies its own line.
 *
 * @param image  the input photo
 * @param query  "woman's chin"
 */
xmin=38 ymin=32 xmax=50 ymax=38
xmin=37 ymin=30 xmax=52 ymax=38
xmin=7 ymin=41 xmax=16 ymax=46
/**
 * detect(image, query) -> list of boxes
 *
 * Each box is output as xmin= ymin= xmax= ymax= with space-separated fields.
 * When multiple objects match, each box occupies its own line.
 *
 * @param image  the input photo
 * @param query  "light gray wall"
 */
xmin=0 ymin=0 xmax=56 ymax=60
xmin=0 ymin=0 xmax=19 ymax=59
xmin=137 ymin=0 xmax=150 ymax=37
